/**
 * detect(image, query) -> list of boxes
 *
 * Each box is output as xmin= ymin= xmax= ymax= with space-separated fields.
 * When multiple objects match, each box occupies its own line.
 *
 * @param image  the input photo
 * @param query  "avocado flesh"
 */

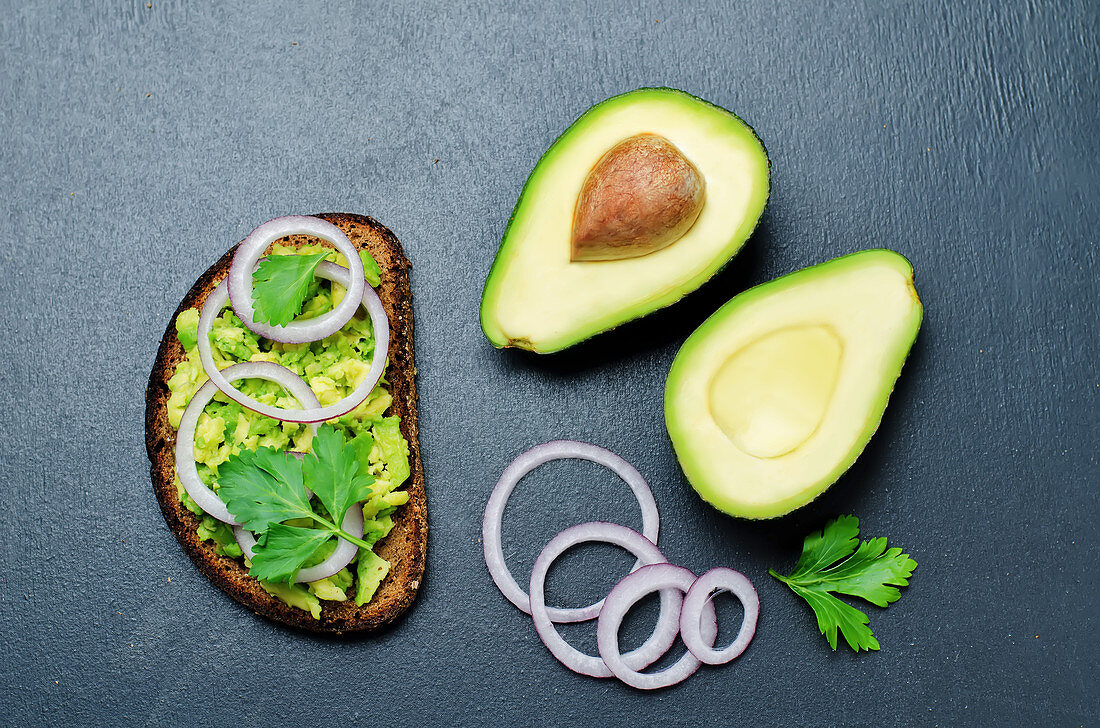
xmin=665 ymin=249 xmax=922 ymax=519
xmin=481 ymin=88 xmax=770 ymax=353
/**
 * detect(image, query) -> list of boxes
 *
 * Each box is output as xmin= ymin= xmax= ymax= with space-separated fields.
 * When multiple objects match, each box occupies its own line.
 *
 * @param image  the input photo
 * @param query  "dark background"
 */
xmin=1 ymin=1 xmax=1096 ymax=726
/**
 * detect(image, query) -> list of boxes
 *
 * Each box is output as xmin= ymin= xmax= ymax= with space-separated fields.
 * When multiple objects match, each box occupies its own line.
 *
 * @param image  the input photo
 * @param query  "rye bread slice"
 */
xmin=144 ymin=212 xmax=427 ymax=634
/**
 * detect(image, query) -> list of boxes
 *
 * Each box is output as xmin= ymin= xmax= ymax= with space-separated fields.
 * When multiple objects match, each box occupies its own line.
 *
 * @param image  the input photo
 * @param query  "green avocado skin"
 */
xmin=480 ymin=87 xmax=771 ymax=353
xmin=664 ymin=249 xmax=923 ymax=519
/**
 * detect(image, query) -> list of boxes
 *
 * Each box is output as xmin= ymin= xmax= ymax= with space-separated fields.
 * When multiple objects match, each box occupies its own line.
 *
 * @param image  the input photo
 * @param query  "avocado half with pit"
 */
xmin=665 ymin=249 xmax=923 ymax=519
xmin=480 ymin=88 xmax=770 ymax=353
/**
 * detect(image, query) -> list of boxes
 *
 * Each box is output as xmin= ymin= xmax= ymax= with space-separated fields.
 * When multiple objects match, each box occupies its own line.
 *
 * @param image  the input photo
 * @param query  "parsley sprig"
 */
xmin=217 ymin=425 xmax=375 ymax=583
xmin=251 ymin=250 xmax=383 ymax=327
xmin=251 ymin=252 xmax=329 ymax=327
xmin=769 ymin=515 xmax=917 ymax=652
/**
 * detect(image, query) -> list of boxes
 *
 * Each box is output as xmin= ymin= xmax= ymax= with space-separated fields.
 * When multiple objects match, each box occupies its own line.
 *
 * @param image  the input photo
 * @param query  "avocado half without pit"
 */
xmin=664 ymin=249 xmax=923 ymax=519
xmin=480 ymin=87 xmax=770 ymax=353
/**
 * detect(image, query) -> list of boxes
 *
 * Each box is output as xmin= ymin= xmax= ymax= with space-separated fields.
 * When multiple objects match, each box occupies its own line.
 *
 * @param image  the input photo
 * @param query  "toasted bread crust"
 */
xmin=144 ymin=213 xmax=427 ymax=634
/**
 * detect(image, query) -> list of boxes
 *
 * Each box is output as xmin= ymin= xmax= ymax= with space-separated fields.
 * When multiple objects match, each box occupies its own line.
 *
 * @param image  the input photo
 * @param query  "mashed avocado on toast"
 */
xmin=165 ymin=241 xmax=410 ymax=619
xmin=146 ymin=213 xmax=425 ymax=633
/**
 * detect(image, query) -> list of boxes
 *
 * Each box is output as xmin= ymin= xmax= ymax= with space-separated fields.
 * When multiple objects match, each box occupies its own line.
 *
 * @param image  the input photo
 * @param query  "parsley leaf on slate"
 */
xmin=216 ymin=425 xmax=377 ymax=583
xmin=769 ymin=515 xmax=917 ymax=652
xmin=248 ymin=523 xmax=333 ymax=583
xmin=251 ymin=252 xmax=329 ymax=327
xmin=303 ymin=425 xmax=375 ymax=525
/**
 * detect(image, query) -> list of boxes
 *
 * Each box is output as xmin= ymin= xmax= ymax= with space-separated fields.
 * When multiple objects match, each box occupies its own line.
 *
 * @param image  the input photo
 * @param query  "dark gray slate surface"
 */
xmin=1 ymin=1 xmax=1096 ymax=725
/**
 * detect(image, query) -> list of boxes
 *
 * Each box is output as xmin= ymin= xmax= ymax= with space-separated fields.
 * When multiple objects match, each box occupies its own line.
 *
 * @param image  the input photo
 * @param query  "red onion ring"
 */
xmin=227 ymin=216 xmax=365 ymax=343
xmin=597 ymin=563 xmax=719 ymax=690
xmin=196 ymin=261 xmax=389 ymax=424
xmin=529 ymin=522 xmax=681 ymax=677
xmin=175 ymin=362 xmax=320 ymax=524
xmin=483 ymin=440 xmax=660 ymax=623
xmin=233 ymin=503 xmax=365 ymax=583
xmin=679 ymin=567 xmax=759 ymax=665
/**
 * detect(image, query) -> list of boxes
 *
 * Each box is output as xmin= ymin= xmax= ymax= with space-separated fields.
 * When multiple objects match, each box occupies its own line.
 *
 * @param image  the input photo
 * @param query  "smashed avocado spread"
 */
xmin=166 ymin=242 xmax=407 ymax=618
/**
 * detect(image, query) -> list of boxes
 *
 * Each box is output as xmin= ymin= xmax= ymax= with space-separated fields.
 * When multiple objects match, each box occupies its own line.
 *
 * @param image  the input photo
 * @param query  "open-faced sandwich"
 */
xmin=145 ymin=213 xmax=426 ymax=633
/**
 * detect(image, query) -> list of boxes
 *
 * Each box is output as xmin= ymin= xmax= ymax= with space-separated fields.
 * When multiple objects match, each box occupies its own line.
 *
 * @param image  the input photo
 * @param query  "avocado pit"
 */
xmin=571 ymin=133 xmax=705 ymax=262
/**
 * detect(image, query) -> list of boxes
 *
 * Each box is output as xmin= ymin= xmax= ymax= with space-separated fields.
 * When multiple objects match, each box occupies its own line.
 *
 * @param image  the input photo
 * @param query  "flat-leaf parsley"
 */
xmin=769 ymin=515 xmax=917 ymax=652
xmin=251 ymin=252 xmax=328 ymax=326
xmin=218 ymin=448 xmax=314 ymax=533
xmin=217 ymin=425 xmax=376 ymax=583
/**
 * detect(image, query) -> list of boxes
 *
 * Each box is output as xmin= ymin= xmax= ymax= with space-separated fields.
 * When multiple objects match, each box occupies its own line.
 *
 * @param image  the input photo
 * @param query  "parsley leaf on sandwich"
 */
xmin=248 ymin=524 xmax=335 ymax=583
xmin=769 ymin=515 xmax=917 ymax=652
xmin=217 ymin=448 xmax=314 ymax=533
xmin=303 ymin=425 xmax=376 ymax=526
xmin=217 ymin=425 xmax=377 ymax=583
xmin=252 ymin=252 xmax=329 ymax=326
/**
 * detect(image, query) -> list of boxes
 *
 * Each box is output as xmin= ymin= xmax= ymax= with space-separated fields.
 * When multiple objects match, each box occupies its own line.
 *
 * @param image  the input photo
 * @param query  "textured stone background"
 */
xmin=1 ymin=1 xmax=1096 ymax=725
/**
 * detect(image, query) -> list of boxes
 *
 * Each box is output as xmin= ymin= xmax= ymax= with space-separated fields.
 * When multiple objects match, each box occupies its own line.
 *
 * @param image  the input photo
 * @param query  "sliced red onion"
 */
xmin=680 ymin=567 xmax=759 ymax=665
xmin=196 ymin=261 xmax=389 ymax=424
xmin=529 ymin=522 xmax=680 ymax=678
xmin=227 ymin=215 xmax=365 ymax=343
xmin=483 ymin=440 xmax=660 ymax=623
xmin=175 ymin=362 xmax=320 ymax=524
xmin=233 ymin=502 xmax=365 ymax=583
xmin=596 ymin=563 xmax=719 ymax=690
